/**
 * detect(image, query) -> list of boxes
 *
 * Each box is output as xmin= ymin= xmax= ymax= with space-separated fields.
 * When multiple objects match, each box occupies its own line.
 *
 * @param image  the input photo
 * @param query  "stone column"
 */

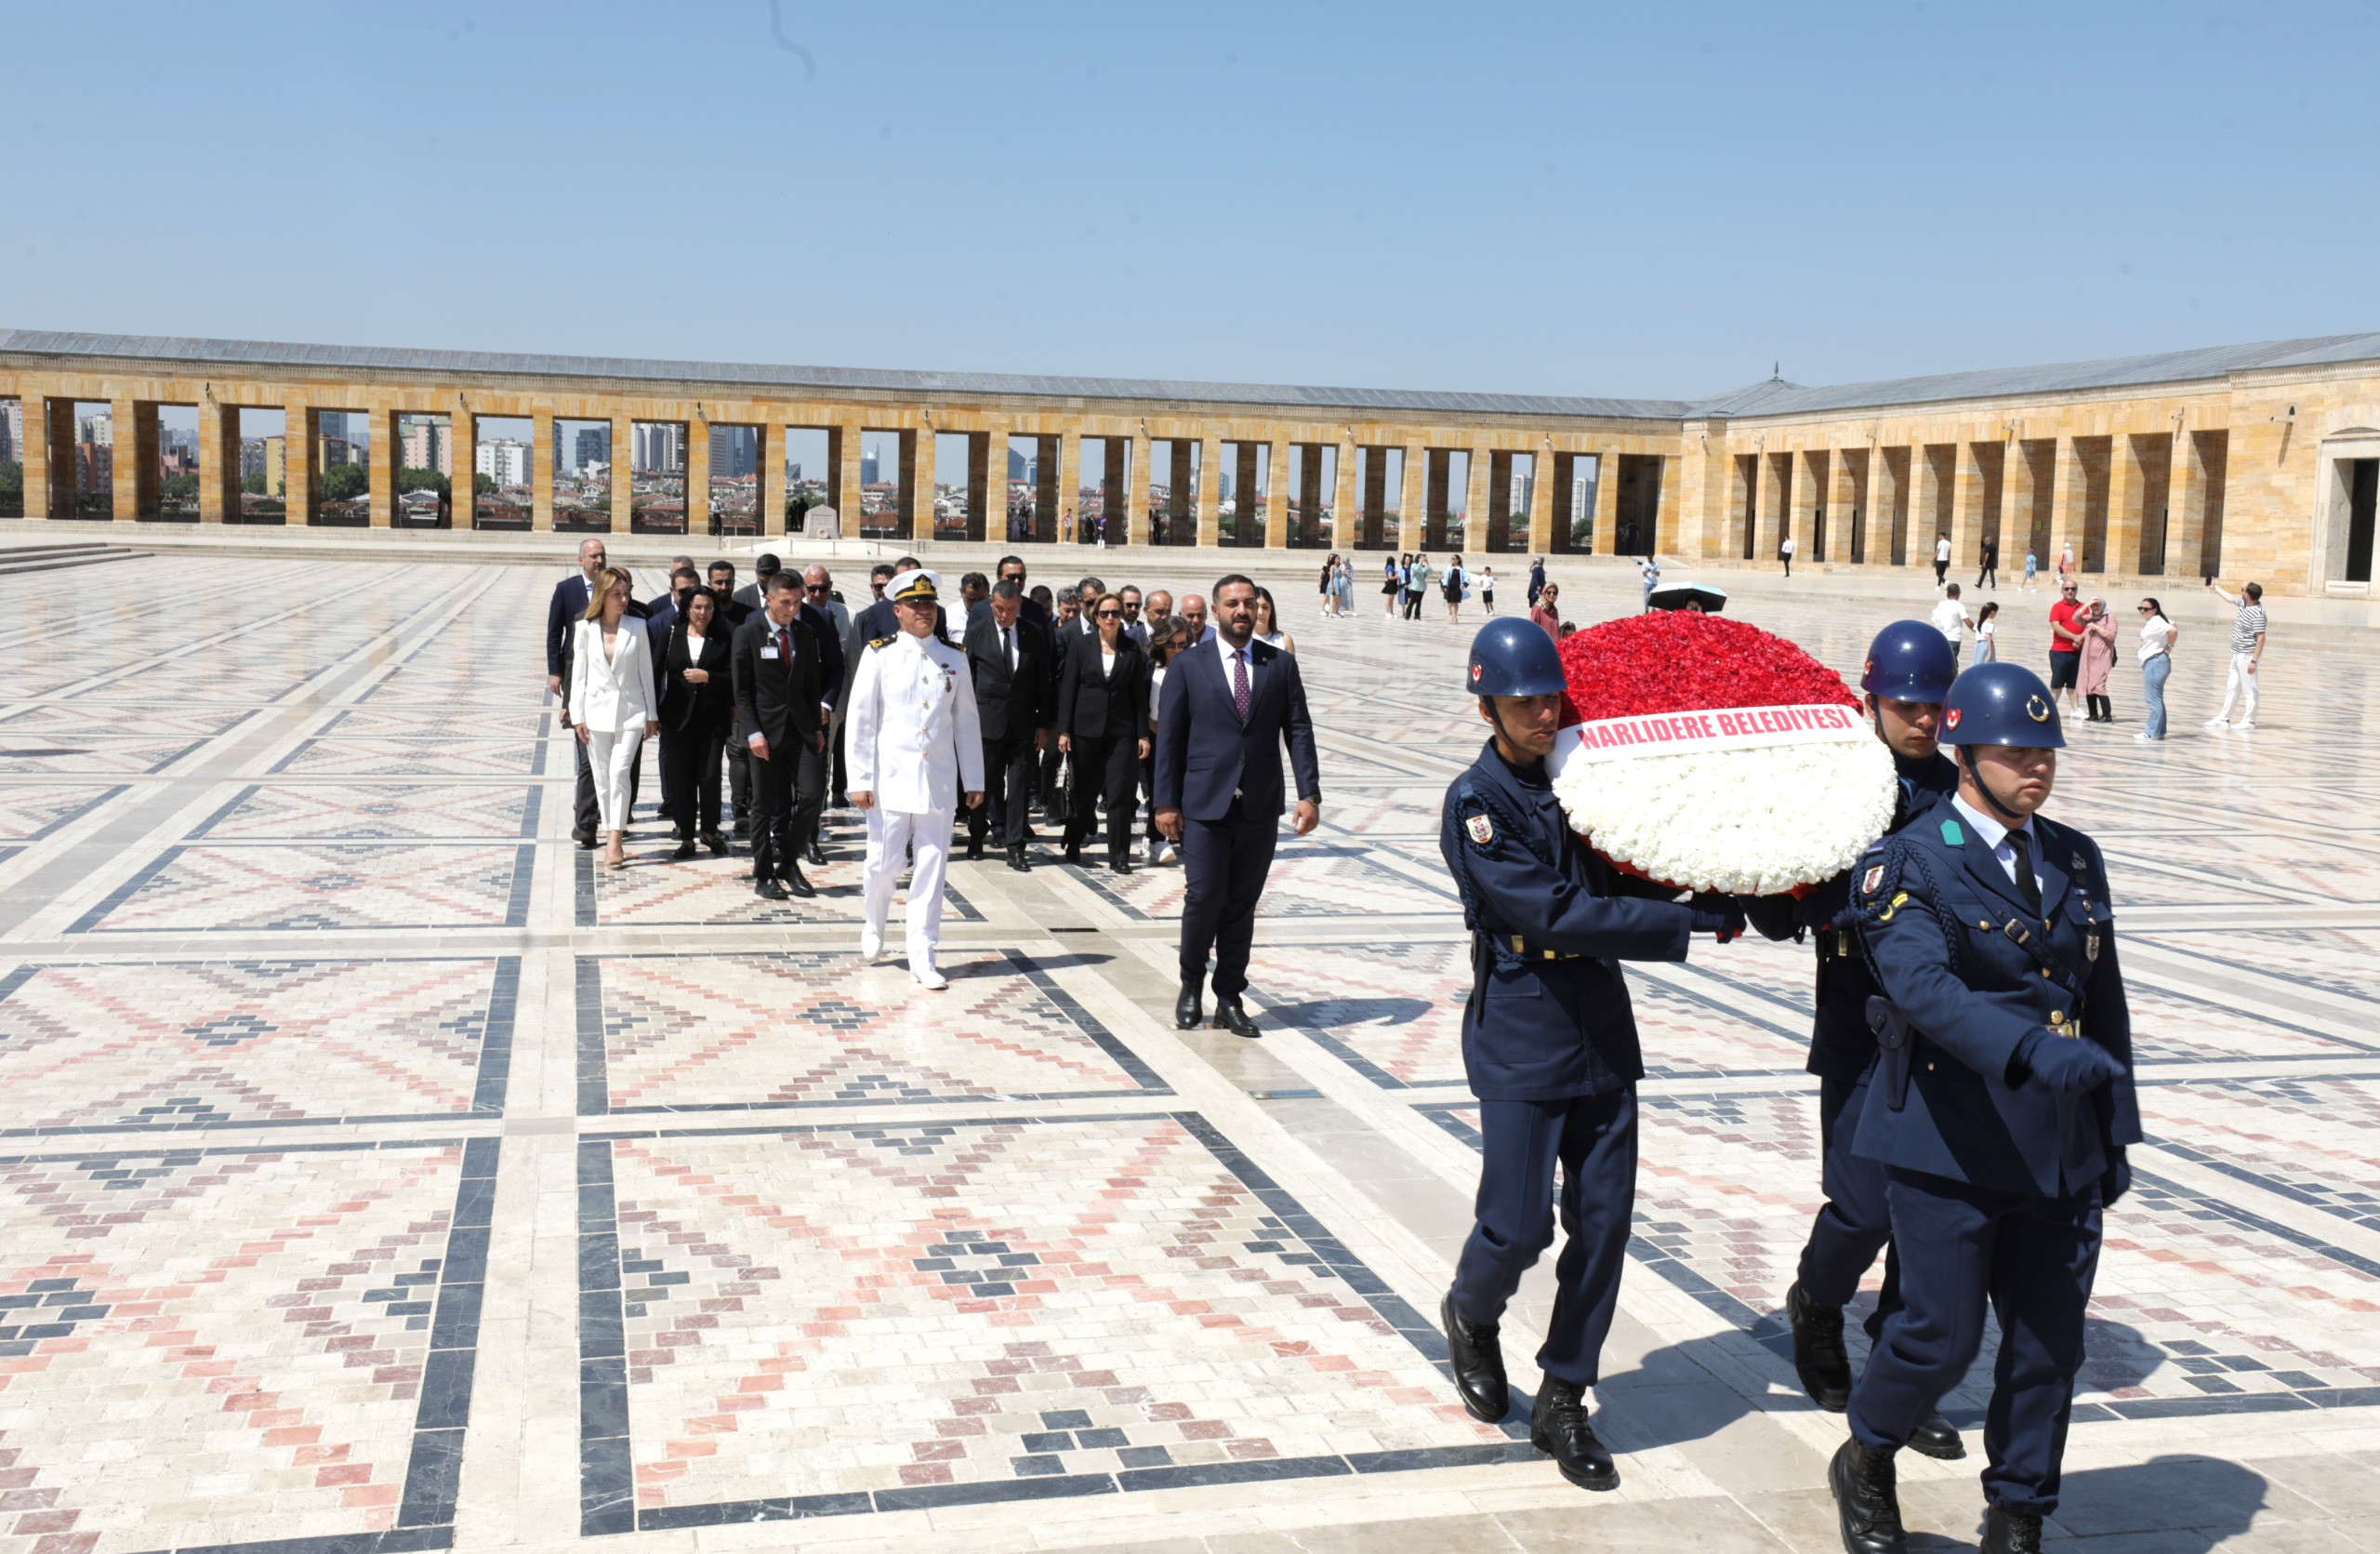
xmin=1334 ymin=436 xmax=1361 ymax=551
xmin=1525 ymin=449 xmax=1554 ymax=553
xmin=1462 ymin=447 xmax=1491 ymax=556
xmin=1398 ymin=444 xmax=1426 ymax=551
xmin=1196 ymin=433 xmax=1223 ymax=548
xmin=2003 ymin=441 xmax=2036 ymax=569
xmin=1826 ymin=450 xmax=1858 ymax=564
xmin=607 ymin=413 xmax=632 ymax=532
xmin=1263 ymin=439 xmax=1291 ymax=548
xmin=1791 ymin=448 xmax=1823 ymax=564
xmin=1948 ymin=439 xmax=1987 ymax=574
xmin=834 ymin=420 xmax=865 ymax=535
xmin=108 ymin=397 xmax=141 ymax=520
xmin=1125 ymin=431 xmax=1150 ymax=546
xmin=687 ymin=415 xmax=712 ymax=537
xmin=367 ymin=405 xmax=397 ymax=528
xmin=451 ymin=409 xmax=477 ymax=530
xmin=2047 ymin=436 xmax=2085 ymax=576
xmin=1756 ymin=451 xmax=1789 ymax=561
xmin=1590 ymin=451 xmax=1620 ymax=554
xmin=199 ymin=396 xmax=232 ymax=524
xmin=284 ymin=401 xmax=315 ymax=526
xmin=531 ymin=410 xmax=555 ymax=532
xmin=909 ymin=426 xmax=937 ymax=543
xmin=1055 ymin=431 xmax=1081 ymax=546
xmin=2168 ymin=429 xmax=2206 ymax=575
xmin=759 ymin=424 xmax=786 ymax=537
xmin=1656 ymin=458 xmax=1682 ymax=556
xmin=2104 ymin=432 xmax=2146 ymax=580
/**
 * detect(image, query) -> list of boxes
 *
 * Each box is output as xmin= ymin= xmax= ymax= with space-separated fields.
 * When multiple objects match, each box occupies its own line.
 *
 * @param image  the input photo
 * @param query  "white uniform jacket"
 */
xmin=846 ymin=630 xmax=985 ymax=814
xmin=567 ymin=617 xmax=660 ymax=734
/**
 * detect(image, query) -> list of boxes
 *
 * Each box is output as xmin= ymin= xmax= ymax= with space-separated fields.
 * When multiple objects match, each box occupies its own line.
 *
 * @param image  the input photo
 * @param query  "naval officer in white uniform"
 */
xmin=847 ymin=568 xmax=985 ymax=989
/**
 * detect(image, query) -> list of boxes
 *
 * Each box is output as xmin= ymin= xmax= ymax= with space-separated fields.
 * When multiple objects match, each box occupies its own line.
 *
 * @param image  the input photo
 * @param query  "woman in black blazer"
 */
xmin=1054 ymin=591 xmax=1150 ymax=872
xmin=657 ymin=588 xmax=735 ymax=858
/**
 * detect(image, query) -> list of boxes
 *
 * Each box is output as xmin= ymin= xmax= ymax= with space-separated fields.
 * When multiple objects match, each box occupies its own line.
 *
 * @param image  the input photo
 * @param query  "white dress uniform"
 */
xmin=846 ymin=574 xmax=985 ymax=986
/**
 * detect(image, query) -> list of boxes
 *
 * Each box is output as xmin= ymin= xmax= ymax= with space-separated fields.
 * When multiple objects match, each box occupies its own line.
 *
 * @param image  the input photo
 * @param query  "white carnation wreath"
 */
xmin=1548 ymin=735 xmax=1898 ymax=896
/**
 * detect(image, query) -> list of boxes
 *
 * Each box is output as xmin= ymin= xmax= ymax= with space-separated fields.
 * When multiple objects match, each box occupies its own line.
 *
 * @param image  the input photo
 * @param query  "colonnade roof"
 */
xmin=7 ymin=326 xmax=2378 ymax=428
xmin=0 ymin=329 xmax=1696 ymax=422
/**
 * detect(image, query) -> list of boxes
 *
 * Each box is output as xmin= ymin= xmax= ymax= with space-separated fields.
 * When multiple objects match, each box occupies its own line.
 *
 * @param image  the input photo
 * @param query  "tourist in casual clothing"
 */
xmin=1929 ymin=583 xmax=1971 ymax=650
xmin=1252 ymin=587 xmax=1294 ymax=654
xmin=1971 ymin=601 xmax=1999 ymax=665
xmin=1636 ymin=554 xmax=1660 ymax=612
xmin=1530 ymin=581 xmax=1562 ymax=643
xmin=1976 ymin=535 xmax=1998 ymax=591
xmin=2204 ymin=578 xmax=2268 ymax=732
xmin=1443 ymin=554 xmax=1469 ymax=625
xmin=2058 ymin=540 xmax=2075 ymax=582
xmin=1480 ymin=564 xmax=1497 ymax=615
xmin=2136 ymin=598 xmax=2177 ymax=742
xmin=1385 ymin=555 xmax=1405 ymax=617
xmin=568 ymin=567 xmax=660 ymax=870
xmin=1407 ymin=554 xmax=1434 ymax=620
xmin=1780 ymin=531 xmax=1797 ymax=578
xmin=1933 ymin=533 xmax=1951 ymax=588
xmin=2022 ymin=547 xmax=2039 ymax=592
xmin=2079 ymin=597 xmax=2119 ymax=722
xmin=1337 ymin=557 xmax=1357 ymax=617
xmin=1318 ymin=555 xmax=1339 ymax=618
xmin=2047 ymin=579 xmax=2086 ymax=714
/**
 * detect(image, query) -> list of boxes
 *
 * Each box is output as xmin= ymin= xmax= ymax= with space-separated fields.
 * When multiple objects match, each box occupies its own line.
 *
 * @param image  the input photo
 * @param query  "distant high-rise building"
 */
xmin=861 ymin=449 xmax=879 ymax=485
xmin=711 ymin=425 xmax=757 ymax=478
xmin=574 ymin=427 xmax=608 ymax=473
xmin=400 ymin=417 xmax=450 ymax=475
xmin=78 ymin=410 xmax=113 ymax=447
xmin=475 ymin=438 xmax=532 ymax=489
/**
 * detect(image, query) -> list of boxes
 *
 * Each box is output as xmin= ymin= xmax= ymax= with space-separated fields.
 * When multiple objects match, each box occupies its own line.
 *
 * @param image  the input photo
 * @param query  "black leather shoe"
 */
xmin=1006 ymin=844 xmax=1030 ymax=873
xmin=1828 ymin=1437 xmax=1906 ymax=1554
xmin=1174 ymin=984 xmax=1203 ymax=1030
xmin=966 ymin=838 xmax=985 ymax=862
xmin=1981 ymin=1504 xmax=2042 ymax=1553
xmin=1064 ymin=841 xmax=1083 ymax=866
xmin=782 ymin=864 xmax=817 ymax=899
xmin=573 ymin=826 xmax=597 ymax=848
xmin=671 ymin=839 xmax=697 ymax=860
xmin=754 ymin=877 xmax=789 ymax=901
xmin=805 ymin=838 xmax=826 ymax=867
xmin=1109 ymin=854 xmax=1131 ymax=876
xmin=704 ymin=831 xmax=731 ymax=857
xmin=1908 ymin=1410 xmax=1965 ymax=1461
xmin=1788 ymin=1281 xmax=1852 ymax=1412
xmin=1529 ymin=1379 xmax=1618 ymax=1492
xmin=1439 ymin=1290 xmax=1508 ymax=1423
xmin=1210 ymin=995 xmax=1260 ymax=1039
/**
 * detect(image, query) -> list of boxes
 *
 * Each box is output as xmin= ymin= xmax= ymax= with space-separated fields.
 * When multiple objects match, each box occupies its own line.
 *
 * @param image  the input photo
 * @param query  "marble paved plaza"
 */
xmin=1 ymin=554 xmax=2376 ymax=1553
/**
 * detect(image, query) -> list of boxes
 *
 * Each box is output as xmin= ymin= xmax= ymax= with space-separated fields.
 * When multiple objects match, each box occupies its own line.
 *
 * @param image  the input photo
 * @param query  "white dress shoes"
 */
xmin=859 ymin=929 xmax=882 ymax=963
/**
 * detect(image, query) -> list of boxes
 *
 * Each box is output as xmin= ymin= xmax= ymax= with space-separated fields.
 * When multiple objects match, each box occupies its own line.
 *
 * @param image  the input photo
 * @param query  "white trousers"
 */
xmin=2214 ymin=651 xmax=2260 ymax=724
xmin=585 ymin=727 xmax=643 ymax=831
xmin=863 ymin=806 xmax=954 ymax=969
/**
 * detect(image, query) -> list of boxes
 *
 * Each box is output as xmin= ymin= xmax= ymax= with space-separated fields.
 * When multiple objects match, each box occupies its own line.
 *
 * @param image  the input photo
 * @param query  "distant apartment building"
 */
xmin=573 ymin=427 xmax=607 ymax=473
xmin=77 ymin=410 xmax=112 ymax=446
xmin=633 ymin=422 xmax=684 ymax=473
xmin=318 ymin=435 xmax=359 ymax=469
xmin=400 ymin=418 xmax=452 ymax=475
xmin=475 ymin=438 xmax=533 ymax=488
xmin=711 ymin=425 xmax=758 ymax=478
xmin=75 ymin=441 xmax=112 ymax=492
xmin=241 ymin=439 xmax=268 ymax=479
xmin=0 ymin=398 xmax=20 ymax=463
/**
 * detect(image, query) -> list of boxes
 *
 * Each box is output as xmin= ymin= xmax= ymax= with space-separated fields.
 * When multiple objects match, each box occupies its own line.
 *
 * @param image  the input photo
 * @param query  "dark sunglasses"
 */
xmin=804 ymin=582 xmax=829 ymax=592
xmin=1095 ymin=608 xmax=1122 ymax=618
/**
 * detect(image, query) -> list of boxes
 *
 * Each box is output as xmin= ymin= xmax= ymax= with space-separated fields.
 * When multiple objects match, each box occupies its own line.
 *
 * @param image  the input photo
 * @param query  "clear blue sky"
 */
xmin=7 ymin=2 xmax=2375 ymax=401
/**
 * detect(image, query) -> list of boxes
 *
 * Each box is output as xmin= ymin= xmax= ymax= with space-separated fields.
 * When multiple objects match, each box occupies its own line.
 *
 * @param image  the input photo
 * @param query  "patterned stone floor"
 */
xmin=0 ymin=552 xmax=2374 ymax=1552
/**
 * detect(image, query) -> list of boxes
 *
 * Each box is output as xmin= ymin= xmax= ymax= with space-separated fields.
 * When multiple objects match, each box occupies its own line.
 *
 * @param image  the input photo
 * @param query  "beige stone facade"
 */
xmin=4 ymin=329 xmax=2376 ymax=597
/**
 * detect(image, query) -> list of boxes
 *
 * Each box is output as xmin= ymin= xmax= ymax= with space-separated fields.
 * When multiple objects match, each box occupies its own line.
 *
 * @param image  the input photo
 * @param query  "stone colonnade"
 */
xmin=0 ymin=361 xmax=1675 ymax=555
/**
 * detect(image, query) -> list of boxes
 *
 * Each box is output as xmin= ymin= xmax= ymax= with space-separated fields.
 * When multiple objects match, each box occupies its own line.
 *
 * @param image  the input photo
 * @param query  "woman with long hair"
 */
xmin=2135 ymin=597 xmax=2177 ymax=741
xmin=1971 ymin=601 xmax=2000 ymax=665
xmin=1252 ymin=586 xmax=1294 ymax=653
xmin=568 ymin=566 xmax=660 ymax=869
xmin=1443 ymin=552 xmax=1467 ymax=625
xmin=1053 ymin=590 xmax=1150 ymax=873
xmin=1384 ymin=553 xmax=1404 ymax=617
xmin=657 ymin=586 xmax=734 ymax=858
xmin=1318 ymin=553 xmax=1339 ymax=618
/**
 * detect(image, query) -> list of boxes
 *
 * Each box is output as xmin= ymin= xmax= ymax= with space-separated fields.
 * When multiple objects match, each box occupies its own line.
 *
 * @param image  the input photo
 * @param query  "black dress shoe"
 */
xmin=1529 ymin=1379 xmax=1618 ymax=1492
xmin=1006 ymin=844 xmax=1030 ymax=873
xmin=805 ymin=838 xmax=826 ymax=867
xmin=1788 ymin=1281 xmax=1852 ymax=1412
xmin=1210 ymin=995 xmax=1260 ymax=1039
xmin=1174 ymin=984 xmax=1203 ymax=1030
xmin=1108 ymin=854 xmax=1131 ymax=876
xmin=966 ymin=838 xmax=985 ymax=862
xmin=1439 ymin=1290 xmax=1508 ymax=1423
xmin=671 ymin=839 xmax=697 ymax=860
xmin=1829 ymin=1437 xmax=1906 ymax=1554
xmin=1908 ymin=1410 xmax=1965 ymax=1461
xmin=754 ymin=877 xmax=789 ymax=901
xmin=573 ymin=826 xmax=598 ymax=848
xmin=1064 ymin=841 xmax=1083 ymax=866
xmin=704 ymin=831 xmax=731 ymax=857
xmin=1981 ymin=1504 xmax=2043 ymax=1554
xmin=782 ymin=864 xmax=817 ymax=899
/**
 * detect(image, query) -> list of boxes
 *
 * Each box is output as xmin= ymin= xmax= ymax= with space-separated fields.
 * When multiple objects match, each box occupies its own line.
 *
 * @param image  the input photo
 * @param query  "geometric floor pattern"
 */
xmin=0 ymin=550 xmax=2375 ymax=1551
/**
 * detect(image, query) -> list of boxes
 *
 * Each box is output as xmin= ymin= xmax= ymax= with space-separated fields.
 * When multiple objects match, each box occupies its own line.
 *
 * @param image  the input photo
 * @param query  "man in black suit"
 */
xmin=548 ymin=538 xmax=611 ymax=846
xmin=734 ymin=553 xmax=779 ymax=615
xmin=707 ymin=561 xmax=756 ymax=838
xmin=1153 ymin=574 xmax=1323 ymax=1038
xmin=731 ymin=572 xmax=828 ymax=899
xmin=642 ymin=566 xmax=703 ymax=829
xmin=965 ymin=579 xmax=1051 ymax=870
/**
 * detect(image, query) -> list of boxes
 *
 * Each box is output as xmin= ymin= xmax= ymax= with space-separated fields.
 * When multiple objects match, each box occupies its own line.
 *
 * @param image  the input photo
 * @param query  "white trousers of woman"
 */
xmin=585 ymin=726 xmax=643 ymax=831
xmin=862 ymin=806 xmax=953 ymax=972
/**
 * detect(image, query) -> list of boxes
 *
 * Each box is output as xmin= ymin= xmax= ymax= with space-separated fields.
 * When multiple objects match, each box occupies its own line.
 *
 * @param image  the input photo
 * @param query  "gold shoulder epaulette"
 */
xmin=868 ymin=635 xmax=895 ymax=650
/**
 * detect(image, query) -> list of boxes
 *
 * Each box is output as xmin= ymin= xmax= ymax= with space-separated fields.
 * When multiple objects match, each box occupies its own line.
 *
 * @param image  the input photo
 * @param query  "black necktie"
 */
xmin=1002 ymin=625 xmax=1014 ymax=670
xmin=2004 ymin=827 xmax=2044 ymax=918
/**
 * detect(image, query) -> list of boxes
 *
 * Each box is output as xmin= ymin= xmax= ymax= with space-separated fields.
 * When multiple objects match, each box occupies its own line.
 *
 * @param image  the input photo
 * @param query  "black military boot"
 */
xmin=1908 ymin=1409 xmax=1966 ymax=1460
xmin=1788 ymin=1280 xmax=1853 ymax=1412
xmin=1529 ymin=1378 xmax=1618 ymax=1491
xmin=1438 ymin=1290 xmax=1507 ymax=1423
xmin=1980 ymin=1504 xmax=2043 ymax=1553
xmin=1829 ymin=1436 xmax=1907 ymax=1554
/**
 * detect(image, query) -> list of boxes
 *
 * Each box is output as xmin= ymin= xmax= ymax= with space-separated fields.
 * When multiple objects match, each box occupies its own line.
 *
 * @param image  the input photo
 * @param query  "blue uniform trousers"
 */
xmin=1797 ymin=1072 xmax=1903 ymax=1340
xmin=1849 ymin=1170 xmax=2101 ymax=1515
xmin=1452 ymin=1089 xmax=1636 ymax=1388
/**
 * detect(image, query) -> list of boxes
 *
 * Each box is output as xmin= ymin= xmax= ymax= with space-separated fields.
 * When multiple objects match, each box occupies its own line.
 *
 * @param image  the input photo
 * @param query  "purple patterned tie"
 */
xmin=1232 ymin=648 xmax=1250 ymax=722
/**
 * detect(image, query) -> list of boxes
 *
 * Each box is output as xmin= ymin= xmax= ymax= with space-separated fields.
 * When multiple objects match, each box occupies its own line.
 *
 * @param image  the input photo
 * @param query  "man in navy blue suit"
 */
xmin=547 ymin=537 xmax=611 ymax=846
xmin=1152 ymin=574 xmax=1322 ymax=1038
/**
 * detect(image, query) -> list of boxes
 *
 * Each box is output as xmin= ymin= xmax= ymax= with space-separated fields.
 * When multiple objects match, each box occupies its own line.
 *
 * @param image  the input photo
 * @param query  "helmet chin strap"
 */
xmin=1959 ymin=745 xmax=2030 ymax=826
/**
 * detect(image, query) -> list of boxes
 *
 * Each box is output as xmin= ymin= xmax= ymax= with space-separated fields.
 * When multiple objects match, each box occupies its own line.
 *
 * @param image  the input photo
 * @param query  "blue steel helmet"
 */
xmin=1467 ymin=618 xmax=1567 ymax=697
xmin=1941 ymin=662 xmax=2066 ymax=750
xmin=1859 ymin=620 xmax=1960 ymax=703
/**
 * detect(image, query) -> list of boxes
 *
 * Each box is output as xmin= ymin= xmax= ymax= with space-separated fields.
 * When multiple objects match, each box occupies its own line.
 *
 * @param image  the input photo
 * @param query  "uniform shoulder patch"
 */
xmin=1938 ymin=817 xmax=1966 ymax=847
xmin=867 ymin=635 xmax=895 ymax=650
xmin=1861 ymin=864 xmax=1884 ymax=896
xmin=1464 ymin=813 xmax=1495 ymax=846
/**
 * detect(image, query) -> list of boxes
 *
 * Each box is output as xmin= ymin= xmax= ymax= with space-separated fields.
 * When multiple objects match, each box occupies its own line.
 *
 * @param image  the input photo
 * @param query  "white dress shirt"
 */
xmin=1950 ymin=793 xmax=2045 ymax=898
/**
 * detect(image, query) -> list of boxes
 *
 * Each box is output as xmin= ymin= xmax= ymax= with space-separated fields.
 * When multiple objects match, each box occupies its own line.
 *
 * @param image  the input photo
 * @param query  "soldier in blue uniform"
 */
xmin=1828 ymin=662 xmax=2138 ymax=1554
xmin=1745 ymin=621 xmax=1964 ymax=1462
xmin=1437 ymin=618 xmax=1743 ymax=1492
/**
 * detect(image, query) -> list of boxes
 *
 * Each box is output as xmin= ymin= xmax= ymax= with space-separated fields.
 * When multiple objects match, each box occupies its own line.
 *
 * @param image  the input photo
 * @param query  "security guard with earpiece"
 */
xmin=1828 ymin=661 xmax=2138 ymax=1554
xmin=1745 ymin=621 xmax=1964 ymax=1461
xmin=1436 ymin=618 xmax=1744 ymax=1493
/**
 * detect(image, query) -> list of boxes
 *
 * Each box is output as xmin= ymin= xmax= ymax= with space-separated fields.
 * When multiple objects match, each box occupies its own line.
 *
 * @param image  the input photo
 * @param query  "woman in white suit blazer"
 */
xmin=568 ymin=567 xmax=661 ymax=867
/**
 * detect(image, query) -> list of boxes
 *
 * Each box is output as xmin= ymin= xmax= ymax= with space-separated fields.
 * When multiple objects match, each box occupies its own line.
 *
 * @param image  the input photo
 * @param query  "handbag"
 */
xmin=1047 ymin=752 xmax=1075 ymax=827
